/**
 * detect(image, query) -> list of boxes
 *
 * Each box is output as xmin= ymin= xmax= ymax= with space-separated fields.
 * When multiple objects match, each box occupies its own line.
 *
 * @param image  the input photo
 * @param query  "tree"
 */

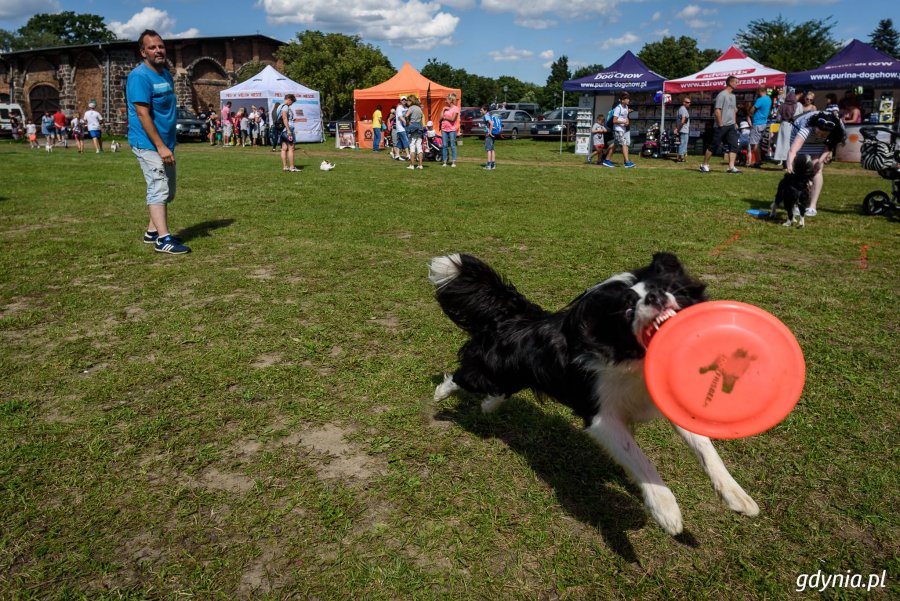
xmin=735 ymin=16 xmax=841 ymax=73
xmin=638 ymin=36 xmax=720 ymax=79
xmin=276 ymin=31 xmax=393 ymax=120
xmin=540 ymin=56 xmax=570 ymax=109
xmin=420 ymin=59 xmax=540 ymax=108
xmin=0 ymin=12 xmax=118 ymax=51
xmin=869 ymin=19 xmax=900 ymax=58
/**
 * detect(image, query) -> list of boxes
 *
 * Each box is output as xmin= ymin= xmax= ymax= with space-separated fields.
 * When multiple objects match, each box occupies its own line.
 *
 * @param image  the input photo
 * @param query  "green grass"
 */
xmin=0 ymin=137 xmax=897 ymax=599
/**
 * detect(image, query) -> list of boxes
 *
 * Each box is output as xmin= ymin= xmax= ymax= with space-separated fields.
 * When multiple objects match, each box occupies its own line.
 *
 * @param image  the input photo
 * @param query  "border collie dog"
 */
xmin=429 ymin=253 xmax=759 ymax=535
xmin=770 ymin=154 xmax=815 ymax=228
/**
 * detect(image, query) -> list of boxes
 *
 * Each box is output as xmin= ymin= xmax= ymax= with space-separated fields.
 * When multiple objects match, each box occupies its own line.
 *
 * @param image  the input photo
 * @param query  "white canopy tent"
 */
xmin=219 ymin=65 xmax=323 ymax=142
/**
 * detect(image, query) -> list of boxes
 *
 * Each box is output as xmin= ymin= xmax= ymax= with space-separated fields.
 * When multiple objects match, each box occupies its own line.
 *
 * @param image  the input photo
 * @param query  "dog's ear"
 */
xmin=650 ymin=252 xmax=685 ymax=275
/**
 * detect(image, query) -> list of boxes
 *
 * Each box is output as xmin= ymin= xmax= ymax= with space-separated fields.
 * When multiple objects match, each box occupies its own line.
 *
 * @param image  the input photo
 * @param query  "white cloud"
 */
xmin=653 ymin=28 xmax=671 ymax=37
xmin=108 ymin=7 xmax=199 ymax=40
xmin=257 ymin=0 xmax=459 ymax=51
xmin=488 ymin=46 xmax=534 ymax=61
xmin=481 ymin=0 xmax=620 ymax=21
xmin=676 ymin=4 xmax=702 ymax=18
xmin=599 ymin=32 xmax=639 ymax=50
xmin=686 ymin=18 xmax=716 ymax=29
xmin=651 ymin=11 xmax=662 ymax=21
xmin=515 ymin=18 xmax=558 ymax=29
xmin=539 ymin=49 xmax=554 ymax=60
xmin=702 ymin=0 xmax=834 ymax=3
xmin=0 ymin=0 xmax=60 ymax=20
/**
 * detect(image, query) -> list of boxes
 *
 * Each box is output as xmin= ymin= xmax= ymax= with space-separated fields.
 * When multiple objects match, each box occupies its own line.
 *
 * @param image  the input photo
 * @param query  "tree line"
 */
xmin=2 ymin=13 xmax=898 ymax=122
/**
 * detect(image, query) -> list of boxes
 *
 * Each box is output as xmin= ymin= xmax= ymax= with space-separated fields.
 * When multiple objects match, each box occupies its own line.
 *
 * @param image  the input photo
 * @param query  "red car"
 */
xmin=458 ymin=107 xmax=484 ymax=136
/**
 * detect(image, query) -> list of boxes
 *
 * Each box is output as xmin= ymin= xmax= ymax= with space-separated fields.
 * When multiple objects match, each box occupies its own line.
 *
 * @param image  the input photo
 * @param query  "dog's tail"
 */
xmin=429 ymin=254 xmax=546 ymax=336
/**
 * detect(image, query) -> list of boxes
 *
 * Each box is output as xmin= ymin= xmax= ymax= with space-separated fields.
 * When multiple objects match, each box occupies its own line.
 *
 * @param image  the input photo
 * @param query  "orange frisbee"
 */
xmin=644 ymin=300 xmax=805 ymax=439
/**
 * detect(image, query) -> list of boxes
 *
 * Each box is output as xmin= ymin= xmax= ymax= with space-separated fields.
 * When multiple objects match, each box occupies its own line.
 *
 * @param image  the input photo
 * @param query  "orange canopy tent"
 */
xmin=353 ymin=62 xmax=462 ymax=148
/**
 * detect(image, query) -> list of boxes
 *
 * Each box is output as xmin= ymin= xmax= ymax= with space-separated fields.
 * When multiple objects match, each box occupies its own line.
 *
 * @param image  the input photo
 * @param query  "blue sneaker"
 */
xmin=143 ymin=231 xmax=159 ymax=244
xmin=154 ymin=234 xmax=191 ymax=254
xmin=602 ymin=160 xmax=615 ymax=168
xmin=624 ymin=161 xmax=636 ymax=168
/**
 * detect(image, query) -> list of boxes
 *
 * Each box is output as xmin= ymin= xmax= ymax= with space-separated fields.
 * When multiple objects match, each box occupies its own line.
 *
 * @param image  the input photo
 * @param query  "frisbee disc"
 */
xmin=746 ymin=208 xmax=770 ymax=216
xmin=644 ymin=301 xmax=805 ymax=439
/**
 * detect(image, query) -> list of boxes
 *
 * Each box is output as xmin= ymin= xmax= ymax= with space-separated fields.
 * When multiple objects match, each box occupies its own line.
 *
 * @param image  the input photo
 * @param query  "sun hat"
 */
xmin=400 ymin=95 xmax=408 ymax=101
xmin=426 ymin=120 xmax=433 ymax=127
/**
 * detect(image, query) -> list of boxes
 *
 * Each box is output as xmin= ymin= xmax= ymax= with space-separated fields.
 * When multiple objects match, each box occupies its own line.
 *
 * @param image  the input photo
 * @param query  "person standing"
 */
xmin=404 ymin=95 xmax=425 ymax=170
xmin=602 ymin=92 xmax=635 ymax=168
xmin=799 ymin=92 xmax=817 ymax=114
xmin=270 ymin=102 xmax=281 ymax=151
xmin=588 ymin=113 xmax=608 ymax=165
xmin=371 ymin=104 xmax=384 ymax=152
xmin=481 ymin=105 xmax=497 ymax=170
xmin=279 ymin=94 xmax=299 ymax=172
xmin=748 ymin=86 xmax=772 ymax=168
xmin=440 ymin=92 xmax=459 ymax=167
xmin=126 ymin=29 xmax=190 ymax=254
xmin=773 ymin=88 xmax=800 ymax=165
xmin=676 ymin=96 xmax=691 ymax=163
xmin=53 ymin=108 xmax=68 ymax=147
xmin=221 ymin=101 xmax=233 ymax=146
xmin=26 ymin=120 xmax=38 ymax=148
xmin=40 ymin=111 xmax=54 ymax=147
xmin=71 ymin=114 xmax=85 ymax=153
xmin=699 ymin=76 xmax=740 ymax=174
xmin=394 ymin=96 xmax=411 ymax=161
xmin=84 ymin=101 xmax=104 ymax=153
xmin=786 ymin=111 xmax=845 ymax=217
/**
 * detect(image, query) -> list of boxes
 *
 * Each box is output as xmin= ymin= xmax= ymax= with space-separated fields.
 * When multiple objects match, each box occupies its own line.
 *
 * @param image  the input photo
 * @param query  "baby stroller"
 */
xmin=859 ymin=124 xmax=900 ymax=217
xmin=423 ymin=132 xmax=444 ymax=162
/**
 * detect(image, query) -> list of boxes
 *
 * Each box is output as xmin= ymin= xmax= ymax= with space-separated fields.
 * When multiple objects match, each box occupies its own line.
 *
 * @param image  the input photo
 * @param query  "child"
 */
xmin=240 ymin=111 xmax=250 ymax=147
xmin=207 ymin=113 xmax=218 ymax=146
xmin=70 ymin=115 xmax=85 ymax=154
xmin=481 ymin=105 xmax=496 ymax=170
xmin=588 ymin=113 xmax=608 ymax=164
xmin=26 ymin=121 xmax=38 ymax=148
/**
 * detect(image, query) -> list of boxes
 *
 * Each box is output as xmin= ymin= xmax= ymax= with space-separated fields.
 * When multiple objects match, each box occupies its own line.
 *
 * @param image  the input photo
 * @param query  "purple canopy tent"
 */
xmin=560 ymin=51 xmax=667 ymax=153
xmin=787 ymin=39 xmax=900 ymax=89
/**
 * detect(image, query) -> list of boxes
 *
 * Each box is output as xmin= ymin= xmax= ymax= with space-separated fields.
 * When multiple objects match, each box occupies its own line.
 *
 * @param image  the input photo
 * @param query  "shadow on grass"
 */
xmin=434 ymin=391 xmax=698 ymax=563
xmin=174 ymin=218 xmax=235 ymax=242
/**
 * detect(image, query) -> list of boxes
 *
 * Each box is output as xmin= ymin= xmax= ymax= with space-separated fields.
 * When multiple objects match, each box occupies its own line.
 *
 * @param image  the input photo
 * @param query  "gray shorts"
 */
xmin=614 ymin=129 xmax=630 ymax=147
xmin=133 ymin=147 xmax=176 ymax=205
xmin=749 ymin=124 xmax=767 ymax=145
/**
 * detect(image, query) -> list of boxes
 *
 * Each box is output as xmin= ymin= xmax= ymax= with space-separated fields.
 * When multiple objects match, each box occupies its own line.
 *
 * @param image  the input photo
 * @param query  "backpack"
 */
xmin=605 ymin=108 xmax=616 ymax=130
xmin=489 ymin=114 xmax=502 ymax=136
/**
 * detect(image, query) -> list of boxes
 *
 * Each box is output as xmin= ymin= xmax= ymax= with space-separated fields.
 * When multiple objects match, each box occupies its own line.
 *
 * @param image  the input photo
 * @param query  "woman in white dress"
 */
xmin=773 ymin=88 xmax=801 ymax=165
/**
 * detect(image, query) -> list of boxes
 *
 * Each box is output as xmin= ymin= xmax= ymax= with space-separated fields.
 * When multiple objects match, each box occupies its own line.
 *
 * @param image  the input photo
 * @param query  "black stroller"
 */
xmin=860 ymin=124 xmax=900 ymax=217
xmin=422 ymin=132 xmax=444 ymax=162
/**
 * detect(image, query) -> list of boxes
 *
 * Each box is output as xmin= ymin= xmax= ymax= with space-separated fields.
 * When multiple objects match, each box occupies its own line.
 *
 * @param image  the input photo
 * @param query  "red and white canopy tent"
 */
xmin=660 ymin=46 xmax=785 ymax=137
xmin=664 ymin=46 xmax=786 ymax=94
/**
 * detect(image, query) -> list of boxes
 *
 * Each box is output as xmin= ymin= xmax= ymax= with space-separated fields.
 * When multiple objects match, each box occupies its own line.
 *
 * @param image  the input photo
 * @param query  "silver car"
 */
xmin=488 ymin=109 xmax=535 ymax=140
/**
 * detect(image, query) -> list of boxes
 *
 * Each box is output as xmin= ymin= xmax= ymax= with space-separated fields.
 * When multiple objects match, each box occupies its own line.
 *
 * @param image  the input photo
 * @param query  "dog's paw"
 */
xmin=644 ymin=484 xmax=684 ymax=535
xmin=480 ymin=395 xmax=507 ymax=414
xmin=797 ymin=219 xmax=805 ymax=229
xmin=781 ymin=219 xmax=793 ymax=227
xmin=433 ymin=374 xmax=458 ymax=402
xmin=718 ymin=482 xmax=760 ymax=516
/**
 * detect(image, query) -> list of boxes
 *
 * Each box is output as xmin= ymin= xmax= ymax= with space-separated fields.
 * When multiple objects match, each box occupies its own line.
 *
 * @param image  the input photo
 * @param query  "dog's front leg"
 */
xmin=672 ymin=425 xmax=759 ymax=517
xmin=586 ymin=413 xmax=684 ymax=535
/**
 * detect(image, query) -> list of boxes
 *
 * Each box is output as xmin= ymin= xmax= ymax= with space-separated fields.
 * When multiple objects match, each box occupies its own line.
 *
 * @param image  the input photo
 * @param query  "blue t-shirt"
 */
xmin=126 ymin=63 xmax=177 ymax=151
xmin=752 ymin=95 xmax=772 ymax=127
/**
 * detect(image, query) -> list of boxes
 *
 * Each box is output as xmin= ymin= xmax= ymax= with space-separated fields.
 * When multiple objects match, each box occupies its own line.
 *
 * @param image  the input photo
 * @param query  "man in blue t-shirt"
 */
xmin=126 ymin=29 xmax=189 ymax=254
xmin=748 ymin=85 xmax=772 ymax=169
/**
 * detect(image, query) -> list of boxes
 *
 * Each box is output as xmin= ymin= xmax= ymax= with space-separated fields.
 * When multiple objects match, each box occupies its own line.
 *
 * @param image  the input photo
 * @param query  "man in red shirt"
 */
xmin=53 ymin=108 xmax=68 ymax=147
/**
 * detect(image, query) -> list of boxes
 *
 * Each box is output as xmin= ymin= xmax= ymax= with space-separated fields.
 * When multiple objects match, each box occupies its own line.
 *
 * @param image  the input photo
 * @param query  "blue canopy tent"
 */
xmin=561 ymin=51 xmax=667 ymax=153
xmin=787 ymin=39 xmax=900 ymax=90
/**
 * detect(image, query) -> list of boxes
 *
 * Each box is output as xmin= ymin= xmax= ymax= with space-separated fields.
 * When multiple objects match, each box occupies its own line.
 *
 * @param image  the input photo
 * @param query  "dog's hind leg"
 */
xmin=672 ymin=425 xmax=759 ymax=517
xmin=434 ymin=374 xmax=460 ymax=401
xmin=480 ymin=395 xmax=508 ymax=414
xmin=586 ymin=413 xmax=684 ymax=535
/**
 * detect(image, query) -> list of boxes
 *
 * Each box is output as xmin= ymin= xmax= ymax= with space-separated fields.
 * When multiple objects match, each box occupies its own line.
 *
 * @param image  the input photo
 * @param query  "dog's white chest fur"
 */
xmin=590 ymin=359 xmax=661 ymax=423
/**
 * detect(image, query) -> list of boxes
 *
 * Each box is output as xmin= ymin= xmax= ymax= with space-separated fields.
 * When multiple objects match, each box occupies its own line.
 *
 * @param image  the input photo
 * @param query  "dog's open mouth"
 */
xmin=641 ymin=308 xmax=678 ymax=347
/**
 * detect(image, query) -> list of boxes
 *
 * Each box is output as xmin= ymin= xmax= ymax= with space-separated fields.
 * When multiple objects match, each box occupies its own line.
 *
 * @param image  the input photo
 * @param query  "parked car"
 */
xmin=504 ymin=102 xmax=540 ymax=117
xmin=488 ymin=109 xmax=535 ymax=139
xmin=459 ymin=107 xmax=483 ymax=136
xmin=326 ymin=111 xmax=354 ymax=136
xmin=530 ymin=107 xmax=580 ymax=140
xmin=175 ymin=107 xmax=206 ymax=141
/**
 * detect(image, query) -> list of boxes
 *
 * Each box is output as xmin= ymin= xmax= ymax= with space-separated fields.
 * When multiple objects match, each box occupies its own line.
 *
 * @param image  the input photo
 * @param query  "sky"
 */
xmin=0 ymin=0 xmax=894 ymax=85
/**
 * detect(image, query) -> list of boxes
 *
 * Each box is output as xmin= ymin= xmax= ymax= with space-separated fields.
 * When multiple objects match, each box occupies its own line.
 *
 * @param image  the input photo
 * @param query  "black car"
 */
xmin=175 ymin=107 xmax=207 ymax=141
xmin=325 ymin=111 xmax=354 ymax=136
xmin=530 ymin=107 xmax=580 ymax=140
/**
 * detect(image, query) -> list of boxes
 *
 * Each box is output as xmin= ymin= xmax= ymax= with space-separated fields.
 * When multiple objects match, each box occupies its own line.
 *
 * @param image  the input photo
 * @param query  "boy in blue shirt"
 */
xmin=481 ymin=105 xmax=496 ymax=170
xmin=749 ymin=86 xmax=772 ymax=168
xmin=126 ymin=29 xmax=190 ymax=254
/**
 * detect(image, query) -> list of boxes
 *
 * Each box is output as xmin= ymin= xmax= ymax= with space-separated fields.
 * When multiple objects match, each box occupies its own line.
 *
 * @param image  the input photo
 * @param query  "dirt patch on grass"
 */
xmin=290 ymin=424 xmax=386 ymax=482
xmin=236 ymin=539 xmax=292 ymax=599
xmin=251 ymin=352 xmax=283 ymax=368
xmin=367 ymin=315 xmax=400 ymax=333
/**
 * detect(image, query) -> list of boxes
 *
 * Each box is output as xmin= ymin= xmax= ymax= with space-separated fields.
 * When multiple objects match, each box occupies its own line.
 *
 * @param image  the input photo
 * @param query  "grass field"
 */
xmin=0 ymin=137 xmax=897 ymax=599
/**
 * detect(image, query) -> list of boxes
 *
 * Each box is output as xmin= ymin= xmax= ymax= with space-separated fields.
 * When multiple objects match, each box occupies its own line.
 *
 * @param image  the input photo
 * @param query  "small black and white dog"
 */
xmin=429 ymin=253 xmax=759 ymax=535
xmin=770 ymin=154 xmax=816 ymax=228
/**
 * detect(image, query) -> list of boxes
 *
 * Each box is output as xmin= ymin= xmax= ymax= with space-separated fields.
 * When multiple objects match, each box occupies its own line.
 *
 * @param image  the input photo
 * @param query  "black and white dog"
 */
xmin=770 ymin=154 xmax=816 ymax=228
xmin=429 ymin=253 xmax=759 ymax=536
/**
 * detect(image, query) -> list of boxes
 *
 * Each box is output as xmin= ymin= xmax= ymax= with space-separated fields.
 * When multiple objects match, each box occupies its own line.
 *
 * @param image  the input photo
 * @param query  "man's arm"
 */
xmin=133 ymin=102 xmax=174 ymax=164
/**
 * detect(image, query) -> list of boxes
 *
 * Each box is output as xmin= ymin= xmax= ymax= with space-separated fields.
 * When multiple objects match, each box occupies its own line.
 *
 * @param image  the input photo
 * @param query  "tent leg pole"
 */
xmin=559 ymin=90 xmax=565 ymax=155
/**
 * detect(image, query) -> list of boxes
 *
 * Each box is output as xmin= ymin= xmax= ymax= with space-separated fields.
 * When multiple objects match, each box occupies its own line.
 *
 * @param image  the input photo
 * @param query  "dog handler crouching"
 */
xmin=126 ymin=29 xmax=190 ymax=255
xmin=785 ymin=111 xmax=845 ymax=217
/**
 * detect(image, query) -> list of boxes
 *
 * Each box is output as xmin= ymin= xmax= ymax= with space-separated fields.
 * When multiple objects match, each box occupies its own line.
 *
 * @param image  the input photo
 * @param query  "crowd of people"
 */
xmin=203 ymin=101 xmax=281 ymax=148
xmin=14 ymin=102 xmax=106 ymax=153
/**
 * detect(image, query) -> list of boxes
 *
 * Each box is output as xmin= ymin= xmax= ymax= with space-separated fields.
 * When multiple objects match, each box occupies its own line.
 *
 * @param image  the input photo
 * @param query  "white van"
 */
xmin=0 ymin=103 xmax=26 ymax=138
